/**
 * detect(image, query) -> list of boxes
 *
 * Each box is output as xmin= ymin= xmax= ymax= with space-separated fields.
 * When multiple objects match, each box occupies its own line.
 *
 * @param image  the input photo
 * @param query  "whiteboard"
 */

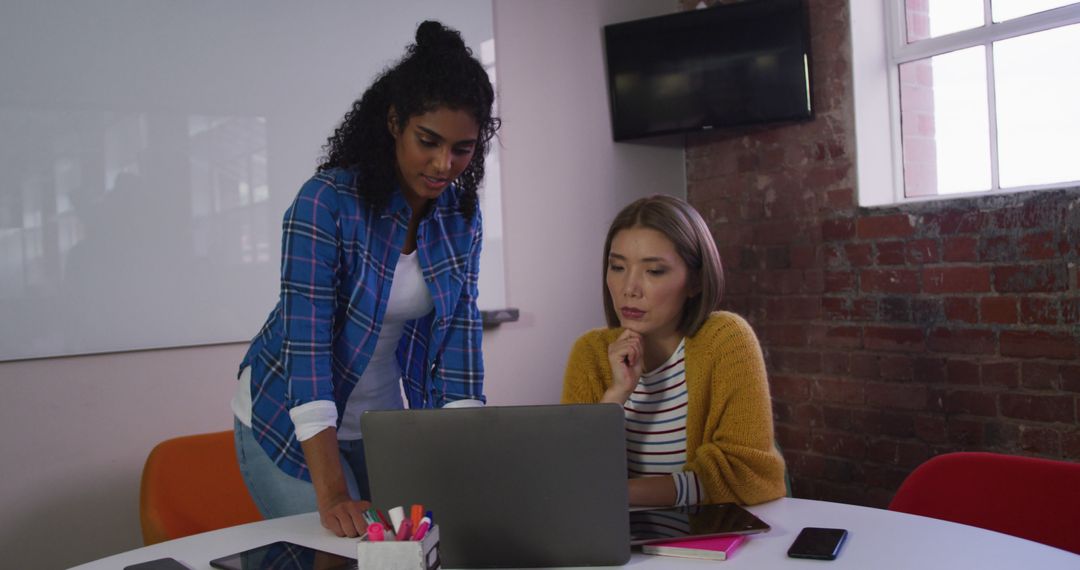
xmin=0 ymin=0 xmax=504 ymax=361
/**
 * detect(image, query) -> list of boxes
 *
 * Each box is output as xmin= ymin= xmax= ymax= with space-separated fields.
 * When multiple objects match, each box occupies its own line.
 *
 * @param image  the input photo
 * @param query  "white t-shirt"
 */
xmin=232 ymin=249 xmax=433 ymax=440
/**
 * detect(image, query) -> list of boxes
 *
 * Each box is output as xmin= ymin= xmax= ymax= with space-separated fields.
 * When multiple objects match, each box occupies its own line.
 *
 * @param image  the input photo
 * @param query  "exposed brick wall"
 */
xmin=680 ymin=0 xmax=1080 ymax=507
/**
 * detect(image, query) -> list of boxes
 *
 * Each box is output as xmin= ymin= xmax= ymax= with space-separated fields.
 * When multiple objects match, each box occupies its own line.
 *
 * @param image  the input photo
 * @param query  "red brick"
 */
xmin=824 ymin=271 xmax=856 ymax=293
xmin=927 ymin=328 xmax=997 ymax=355
xmin=762 ymin=323 xmax=810 ymax=347
xmin=861 ymin=269 xmax=920 ymax=294
xmin=980 ymin=361 xmax=1019 ymax=389
xmin=994 ymin=263 xmax=1069 ymax=293
xmin=772 ymin=350 xmax=823 ymax=374
xmin=853 ymin=410 xmax=915 ymax=438
xmin=979 ymin=296 xmax=1018 ymax=324
xmin=825 ymin=188 xmax=854 ymax=209
xmin=866 ymin=382 xmax=928 ymax=410
xmin=923 ymin=266 xmax=991 ymax=294
xmin=977 ymin=235 xmax=1014 ymax=262
xmin=944 ymin=297 xmax=978 ymax=323
xmin=1063 ymin=297 xmax=1080 ymax=324
xmin=758 ymin=269 xmax=804 ymax=294
xmin=905 ymin=239 xmax=939 ymax=265
xmin=1020 ymin=297 xmax=1060 ymax=325
xmin=754 ymin=220 xmax=804 ymax=245
xmin=879 ymin=355 xmax=914 ymax=381
xmin=822 ymin=406 xmax=853 ymax=430
xmin=849 ymin=353 xmax=880 ymax=379
xmin=1022 ymin=362 xmax=1060 ymax=390
xmin=822 ymin=296 xmax=849 ymax=319
xmin=944 ymin=390 xmax=998 ymax=417
xmin=788 ymin=403 xmax=824 ymax=430
xmin=1000 ymin=394 xmax=1075 ymax=423
xmin=875 ymin=241 xmax=906 ymax=265
xmin=857 ymin=214 xmax=915 ymax=239
xmin=947 ymin=418 xmax=987 ymax=446
xmin=790 ymin=245 xmax=818 ymax=268
xmin=914 ymin=415 xmax=948 ymax=443
xmin=895 ymin=440 xmax=932 ymax=468
xmin=815 ymin=325 xmax=862 ymax=348
xmin=822 ymin=352 xmax=850 ymax=374
xmin=1019 ymin=425 xmax=1060 ymax=455
xmin=937 ymin=209 xmax=983 ymax=235
xmin=862 ymin=463 xmax=910 ymax=493
xmin=822 ymin=218 xmax=855 ymax=241
xmin=774 ymin=424 xmax=811 ymax=452
xmin=1064 ymin=431 xmax=1080 ymax=461
xmin=946 ymin=359 xmax=980 ymax=386
xmin=852 ymin=298 xmax=878 ymax=320
xmin=811 ymin=431 xmax=868 ymax=459
xmin=1019 ymin=231 xmax=1059 ymax=259
xmin=769 ymin=375 xmax=811 ymax=400
xmin=813 ymin=378 xmax=866 ymax=405
xmin=864 ymin=326 xmax=926 ymax=352
xmin=1063 ymin=365 xmax=1080 ymax=393
xmin=1000 ymin=330 xmax=1078 ymax=360
xmin=844 ymin=243 xmax=874 ymax=266
xmin=942 ymin=236 xmax=977 ymax=262
xmin=913 ymin=357 xmax=947 ymax=383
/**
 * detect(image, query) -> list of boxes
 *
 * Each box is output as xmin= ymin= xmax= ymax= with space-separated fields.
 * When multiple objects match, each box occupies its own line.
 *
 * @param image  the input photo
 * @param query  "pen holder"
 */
xmin=357 ymin=524 xmax=441 ymax=570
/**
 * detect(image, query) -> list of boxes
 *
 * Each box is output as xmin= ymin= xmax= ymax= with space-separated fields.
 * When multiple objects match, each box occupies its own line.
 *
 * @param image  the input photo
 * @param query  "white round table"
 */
xmin=71 ymin=498 xmax=1080 ymax=569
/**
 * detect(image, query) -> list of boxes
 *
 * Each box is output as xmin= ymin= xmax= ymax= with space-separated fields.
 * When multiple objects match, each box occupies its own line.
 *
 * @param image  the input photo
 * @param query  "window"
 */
xmin=852 ymin=1 xmax=1080 ymax=206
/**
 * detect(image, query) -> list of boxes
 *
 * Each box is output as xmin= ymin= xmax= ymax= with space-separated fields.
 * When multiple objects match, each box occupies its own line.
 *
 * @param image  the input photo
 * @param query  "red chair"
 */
xmin=889 ymin=452 xmax=1080 ymax=554
xmin=139 ymin=431 xmax=263 ymax=545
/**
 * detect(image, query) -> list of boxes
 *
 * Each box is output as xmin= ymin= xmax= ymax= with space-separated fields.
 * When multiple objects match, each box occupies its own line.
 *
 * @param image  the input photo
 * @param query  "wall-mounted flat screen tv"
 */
xmin=604 ymin=0 xmax=812 ymax=141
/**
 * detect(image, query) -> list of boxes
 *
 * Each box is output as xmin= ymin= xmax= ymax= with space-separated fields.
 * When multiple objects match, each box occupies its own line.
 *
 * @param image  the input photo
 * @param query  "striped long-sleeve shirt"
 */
xmin=623 ymin=339 xmax=704 ymax=506
xmin=238 ymin=168 xmax=485 ymax=481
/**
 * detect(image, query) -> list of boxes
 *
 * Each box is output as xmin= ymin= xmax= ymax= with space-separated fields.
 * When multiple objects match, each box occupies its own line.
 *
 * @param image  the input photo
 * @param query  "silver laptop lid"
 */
xmin=361 ymin=403 xmax=631 ymax=568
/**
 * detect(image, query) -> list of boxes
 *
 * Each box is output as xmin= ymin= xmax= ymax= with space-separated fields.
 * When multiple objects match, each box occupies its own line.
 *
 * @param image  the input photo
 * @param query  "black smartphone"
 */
xmin=787 ymin=527 xmax=848 ymax=560
xmin=124 ymin=558 xmax=190 ymax=570
xmin=209 ymin=541 xmax=357 ymax=570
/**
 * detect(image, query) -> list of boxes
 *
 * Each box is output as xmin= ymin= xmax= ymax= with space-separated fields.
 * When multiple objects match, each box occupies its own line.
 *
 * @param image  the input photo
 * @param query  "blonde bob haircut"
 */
xmin=602 ymin=195 xmax=724 ymax=337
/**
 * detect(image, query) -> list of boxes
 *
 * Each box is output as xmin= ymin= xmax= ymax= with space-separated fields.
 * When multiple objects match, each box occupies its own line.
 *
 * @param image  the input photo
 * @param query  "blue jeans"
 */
xmin=233 ymin=418 xmax=371 ymax=518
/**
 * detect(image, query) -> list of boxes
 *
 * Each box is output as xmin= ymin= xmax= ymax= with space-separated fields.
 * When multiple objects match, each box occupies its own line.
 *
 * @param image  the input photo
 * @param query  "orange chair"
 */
xmin=139 ymin=430 xmax=263 ymax=545
xmin=889 ymin=451 xmax=1080 ymax=554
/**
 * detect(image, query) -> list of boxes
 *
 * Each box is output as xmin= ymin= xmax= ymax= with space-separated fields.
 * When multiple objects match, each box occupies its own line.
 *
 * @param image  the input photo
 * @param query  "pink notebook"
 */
xmin=641 ymin=534 xmax=747 ymax=561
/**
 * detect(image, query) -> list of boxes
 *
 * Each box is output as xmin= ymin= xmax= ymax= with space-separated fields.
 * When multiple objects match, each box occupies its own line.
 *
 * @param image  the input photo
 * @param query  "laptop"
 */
xmin=361 ymin=403 xmax=632 ymax=568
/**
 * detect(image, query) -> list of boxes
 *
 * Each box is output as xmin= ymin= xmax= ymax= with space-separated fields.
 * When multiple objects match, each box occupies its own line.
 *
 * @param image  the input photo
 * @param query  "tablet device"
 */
xmin=208 ymin=541 xmax=357 ymax=570
xmin=629 ymin=503 xmax=771 ymax=545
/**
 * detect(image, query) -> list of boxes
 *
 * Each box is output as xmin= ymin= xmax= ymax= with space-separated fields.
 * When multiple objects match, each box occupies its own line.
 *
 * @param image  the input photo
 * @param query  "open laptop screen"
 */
xmin=361 ymin=404 xmax=631 ymax=568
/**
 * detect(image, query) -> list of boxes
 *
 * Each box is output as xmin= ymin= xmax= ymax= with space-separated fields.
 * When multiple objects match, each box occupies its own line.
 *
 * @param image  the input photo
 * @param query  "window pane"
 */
xmin=995 ymin=23 xmax=1080 ymax=188
xmin=907 ymin=0 xmax=984 ymax=42
xmin=992 ymin=0 xmax=1078 ymax=22
xmin=900 ymin=47 xmax=991 ymax=197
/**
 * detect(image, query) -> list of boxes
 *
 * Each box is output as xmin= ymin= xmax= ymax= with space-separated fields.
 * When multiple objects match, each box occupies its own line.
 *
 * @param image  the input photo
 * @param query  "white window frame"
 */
xmin=851 ymin=1 xmax=1080 ymax=207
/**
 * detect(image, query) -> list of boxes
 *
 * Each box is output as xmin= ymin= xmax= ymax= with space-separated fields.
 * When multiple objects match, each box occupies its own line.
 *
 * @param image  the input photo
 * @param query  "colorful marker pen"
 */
xmin=366 ymin=522 xmax=385 ymax=542
xmin=410 ymin=504 xmax=425 ymax=531
xmin=388 ymin=506 xmax=405 ymax=534
xmin=395 ymin=519 xmax=413 ymax=541
xmin=412 ymin=516 xmax=432 ymax=541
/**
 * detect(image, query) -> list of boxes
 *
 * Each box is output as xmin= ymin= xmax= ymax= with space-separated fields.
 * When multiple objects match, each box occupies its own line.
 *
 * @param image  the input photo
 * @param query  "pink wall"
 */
xmin=0 ymin=2 xmax=685 ymax=568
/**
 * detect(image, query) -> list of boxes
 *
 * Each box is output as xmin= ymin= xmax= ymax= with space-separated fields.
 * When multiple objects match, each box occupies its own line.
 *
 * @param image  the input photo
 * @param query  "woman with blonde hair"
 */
xmin=562 ymin=195 xmax=786 ymax=506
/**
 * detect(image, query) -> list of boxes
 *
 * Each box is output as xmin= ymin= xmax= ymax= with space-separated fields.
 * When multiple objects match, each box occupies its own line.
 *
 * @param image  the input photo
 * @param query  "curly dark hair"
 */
xmin=319 ymin=21 xmax=499 ymax=218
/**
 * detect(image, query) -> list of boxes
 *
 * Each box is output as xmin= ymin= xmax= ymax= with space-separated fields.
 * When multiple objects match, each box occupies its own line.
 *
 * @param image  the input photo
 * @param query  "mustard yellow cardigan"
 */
xmin=561 ymin=311 xmax=787 ymax=505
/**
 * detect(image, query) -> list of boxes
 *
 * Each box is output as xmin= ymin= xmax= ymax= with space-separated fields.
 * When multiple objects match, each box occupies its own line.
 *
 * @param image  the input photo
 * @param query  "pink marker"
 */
xmin=412 ymin=517 xmax=432 ymax=541
xmin=367 ymin=522 xmax=384 ymax=542
xmin=395 ymin=519 xmax=413 ymax=541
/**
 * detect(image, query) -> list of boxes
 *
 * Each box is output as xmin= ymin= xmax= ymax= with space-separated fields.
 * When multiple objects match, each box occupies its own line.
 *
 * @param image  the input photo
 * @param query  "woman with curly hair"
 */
xmin=562 ymin=195 xmax=786 ymax=507
xmin=231 ymin=21 xmax=498 ymax=537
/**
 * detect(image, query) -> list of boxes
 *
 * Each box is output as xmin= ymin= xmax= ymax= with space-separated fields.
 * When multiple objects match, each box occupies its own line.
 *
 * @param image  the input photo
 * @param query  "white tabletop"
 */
xmin=72 ymin=498 xmax=1079 ymax=569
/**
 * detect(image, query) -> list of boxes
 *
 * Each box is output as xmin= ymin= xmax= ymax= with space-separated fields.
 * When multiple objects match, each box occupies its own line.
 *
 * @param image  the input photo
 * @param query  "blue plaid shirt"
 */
xmin=239 ymin=167 xmax=485 ymax=480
